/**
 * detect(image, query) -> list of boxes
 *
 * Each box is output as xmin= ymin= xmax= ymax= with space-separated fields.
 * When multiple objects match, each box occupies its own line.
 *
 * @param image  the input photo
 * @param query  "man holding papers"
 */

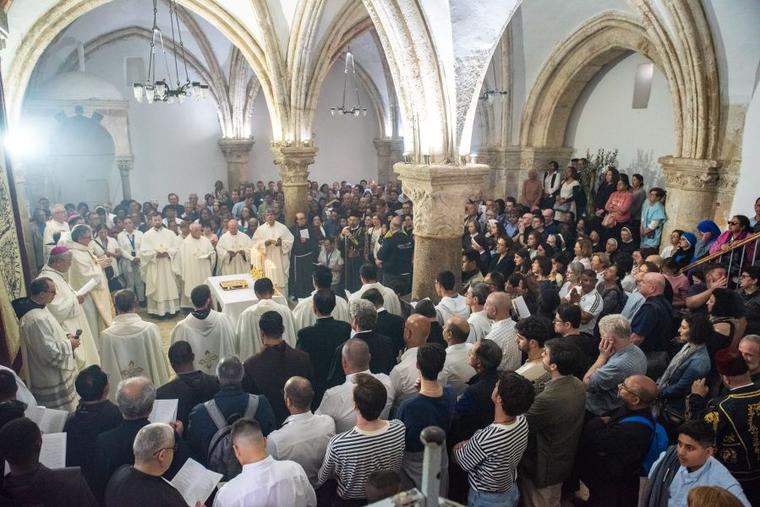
xmin=0 ymin=417 xmax=98 ymax=506
xmin=170 ymin=285 xmax=235 ymax=375
xmin=140 ymin=212 xmax=180 ymax=318
xmin=252 ymin=209 xmax=294 ymax=297
xmin=177 ymin=223 xmax=216 ymax=308
xmin=100 ymin=290 xmax=170 ymax=398
xmin=38 ymin=245 xmax=100 ymax=368
xmin=105 ymin=422 xmax=192 ymax=507
xmin=216 ymin=219 xmax=252 ymax=275
xmin=15 ymin=277 xmax=79 ymax=412
xmin=213 ymin=418 xmax=316 ymax=507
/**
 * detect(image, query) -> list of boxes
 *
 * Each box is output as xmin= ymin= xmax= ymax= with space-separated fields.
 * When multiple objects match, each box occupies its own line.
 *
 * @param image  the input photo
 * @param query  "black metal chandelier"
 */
xmin=330 ymin=49 xmax=367 ymax=117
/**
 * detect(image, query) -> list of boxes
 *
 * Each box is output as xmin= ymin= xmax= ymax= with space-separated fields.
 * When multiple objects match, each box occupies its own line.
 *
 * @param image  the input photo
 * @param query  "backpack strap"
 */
xmin=243 ymin=395 xmax=259 ymax=420
xmin=204 ymin=399 xmax=227 ymax=430
xmin=620 ymin=415 xmax=654 ymax=431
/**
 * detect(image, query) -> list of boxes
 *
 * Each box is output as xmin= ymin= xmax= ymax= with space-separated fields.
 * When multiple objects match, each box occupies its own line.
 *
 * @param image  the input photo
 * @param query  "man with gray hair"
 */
xmin=213 ymin=418 xmax=316 ymax=506
xmin=630 ymin=272 xmax=673 ymax=378
xmin=105 ymin=423 xmax=189 ymax=507
xmin=348 ymin=298 xmax=395 ymax=375
xmin=318 ymin=339 xmax=394 ymax=433
xmin=265 ymin=377 xmax=335 ymax=486
xmin=583 ymin=314 xmax=647 ymax=417
xmin=43 ymin=203 xmax=70 ymax=259
xmin=466 ymin=283 xmax=491 ymax=342
xmin=93 ymin=377 xmax=188 ymax=502
xmin=739 ymin=335 xmax=760 ymax=382
xmin=67 ymin=223 xmax=114 ymax=344
xmin=187 ymin=356 xmax=276 ymax=462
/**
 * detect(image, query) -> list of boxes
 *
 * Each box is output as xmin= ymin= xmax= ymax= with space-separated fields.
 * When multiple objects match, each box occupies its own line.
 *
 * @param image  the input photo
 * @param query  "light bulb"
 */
xmin=330 ymin=108 xmax=335 ymax=117
xmin=145 ymin=85 xmax=155 ymax=103
xmin=133 ymin=83 xmax=144 ymax=102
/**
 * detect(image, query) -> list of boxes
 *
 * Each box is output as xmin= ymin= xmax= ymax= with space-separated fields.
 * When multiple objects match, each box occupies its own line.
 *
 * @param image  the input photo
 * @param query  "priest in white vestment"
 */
xmin=292 ymin=266 xmax=351 ymax=331
xmin=38 ymin=245 xmax=100 ymax=369
xmin=348 ymin=263 xmax=402 ymax=317
xmin=177 ymin=223 xmax=215 ymax=308
xmin=42 ymin=204 xmax=70 ymax=261
xmin=140 ymin=213 xmax=180 ymax=317
xmin=170 ymin=285 xmax=235 ymax=375
xmin=16 ymin=278 xmax=79 ymax=411
xmin=67 ymin=224 xmax=114 ymax=348
xmin=216 ymin=219 xmax=252 ymax=275
xmin=99 ymin=289 xmax=170 ymax=399
xmin=251 ymin=210 xmax=294 ymax=297
xmin=235 ymin=278 xmax=296 ymax=360
xmin=117 ymin=218 xmax=145 ymax=304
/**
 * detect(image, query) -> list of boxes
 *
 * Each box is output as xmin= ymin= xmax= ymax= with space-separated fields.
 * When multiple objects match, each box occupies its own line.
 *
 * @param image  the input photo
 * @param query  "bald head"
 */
xmin=227 ymin=218 xmax=239 ymax=234
xmin=485 ymin=291 xmax=511 ymax=321
xmin=404 ymin=314 xmax=431 ymax=348
xmin=445 ymin=315 xmax=470 ymax=345
xmin=642 ymin=272 xmax=666 ymax=297
xmin=342 ymin=338 xmax=371 ymax=373
xmin=189 ymin=222 xmax=202 ymax=238
xmin=645 ymin=254 xmax=663 ymax=268
xmin=625 ymin=374 xmax=657 ymax=406
xmin=284 ymin=376 xmax=314 ymax=411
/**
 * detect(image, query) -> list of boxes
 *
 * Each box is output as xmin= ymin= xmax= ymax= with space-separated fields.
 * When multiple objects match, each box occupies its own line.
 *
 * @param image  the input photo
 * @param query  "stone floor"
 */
xmin=138 ymin=309 xmax=184 ymax=357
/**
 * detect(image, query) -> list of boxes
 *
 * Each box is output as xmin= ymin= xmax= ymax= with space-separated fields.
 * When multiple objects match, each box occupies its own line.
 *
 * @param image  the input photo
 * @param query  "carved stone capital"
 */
xmin=271 ymin=145 xmax=318 ymax=187
xmin=394 ymin=163 xmax=489 ymax=239
xmin=373 ymin=137 xmax=404 ymax=157
xmin=658 ymin=156 xmax=721 ymax=192
xmin=218 ymin=138 xmax=255 ymax=163
xmin=115 ymin=156 xmax=133 ymax=174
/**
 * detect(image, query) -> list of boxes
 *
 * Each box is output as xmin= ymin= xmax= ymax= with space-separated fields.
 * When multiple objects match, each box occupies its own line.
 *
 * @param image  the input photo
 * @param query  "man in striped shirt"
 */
xmin=571 ymin=269 xmax=603 ymax=334
xmin=317 ymin=373 xmax=405 ymax=505
xmin=452 ymin=372 xmax=535 ymax=507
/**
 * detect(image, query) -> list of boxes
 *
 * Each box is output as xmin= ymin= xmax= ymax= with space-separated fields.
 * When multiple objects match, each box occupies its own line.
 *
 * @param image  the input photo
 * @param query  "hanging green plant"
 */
xmin=579 ymin=148 xmax=618 ymax=217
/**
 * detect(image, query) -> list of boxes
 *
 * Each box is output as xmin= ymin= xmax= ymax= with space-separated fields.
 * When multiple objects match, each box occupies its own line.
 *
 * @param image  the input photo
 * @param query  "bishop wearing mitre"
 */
xmin=216 ymin=219 xmax=252 ymax=275
xmin=140 ymin=212 xmax=180 ymax=318
xmin=170 ymin=284 xmax=235 ymax=375
xmin=177 ymin=223 xmax=215 ymax=308
xmin=38 ymin=245 xmax=100 ymax=368
xmin=251 ymin=209 xmax=294 ymax=297
xmin=67 ymin=224 xmax=114 ymax=346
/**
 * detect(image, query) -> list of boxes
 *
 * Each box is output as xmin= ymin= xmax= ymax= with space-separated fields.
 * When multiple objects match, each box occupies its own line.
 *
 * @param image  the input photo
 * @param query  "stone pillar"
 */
xmin=116 ymin=156 xmax=134 ymax=200
xmin=659 ymin=156 xmax=720 ymax=242
xmin=394 ymin=163 xmax=490 ymax=300
xmin=271 ymin=144 xmax=318 ymax=226
xmin=504 ymin=146 xmax=573 ymax=196
xmin=373 ymin=137 xmax=404 ymax=183
xmin=471 ymin=147 xmax=505 ymax=199
xmin=218 ymin=138 xmax=254 ymax=189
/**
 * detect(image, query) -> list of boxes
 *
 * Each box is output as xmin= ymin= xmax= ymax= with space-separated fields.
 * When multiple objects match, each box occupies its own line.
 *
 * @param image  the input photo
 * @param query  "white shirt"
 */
xmin=435 ymin=294 xmax=470 ymax=325
xmin=213 ymin=455 xmax=316 ymax=507
xmin=316 ymin=370 xmax=394 ymax=433
xmin=442 ymin=343 xmax=476 ymax=397
xmin=389 ymin=347 xmax=421 ymax=408
xmin=484 ymin=319 xmax=520 ymax=372
xmin=579 ymin=290 xmax=603 ymax=333
xmin=266 ymin=411 xmax=335 ymax=486
xmin=467 ymin=309 xmax=491 ymax=343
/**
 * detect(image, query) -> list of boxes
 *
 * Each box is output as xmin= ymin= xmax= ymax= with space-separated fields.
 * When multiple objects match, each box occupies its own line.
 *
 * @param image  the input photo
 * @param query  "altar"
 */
xmin=206 ymin=273 xmax=288 ymax=324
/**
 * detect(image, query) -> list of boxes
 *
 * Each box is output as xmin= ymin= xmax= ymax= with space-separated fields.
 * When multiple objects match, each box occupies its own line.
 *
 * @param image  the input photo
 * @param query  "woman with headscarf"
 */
xmin=694 ymin=220 xmax=721 ymax=260
xmin=519 ymin=169 xmax=543 ymax=210
xmin=672 ymin=231 xmax=696 ymax=270
xmin=618 ymin=226 xmax=637 ymax=256
xmin=709 ymin=215 xmax=755 ymax=274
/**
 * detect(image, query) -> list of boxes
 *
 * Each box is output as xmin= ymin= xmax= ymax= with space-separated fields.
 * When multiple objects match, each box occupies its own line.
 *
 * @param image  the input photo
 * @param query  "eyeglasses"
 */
xmin=728 ymin=221 xmax=738 ymax=226
xmin=153 ymin=442 xmax=178 ymax=456
xmin=618 ymin=382 xmax=640 ymax=397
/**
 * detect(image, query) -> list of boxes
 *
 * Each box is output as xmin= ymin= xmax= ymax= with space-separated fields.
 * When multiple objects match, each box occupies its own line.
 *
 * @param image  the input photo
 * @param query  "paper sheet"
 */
xmin=299 ymin=229 xmax=310 ymax=240
xmin=345 ymin=289 xmax=352 ymax=299
xmin=37 ymin=407 xmax=68 ymax=434
xmin=197 ymin=252 xmax=212 ymax=260
xmin=40 ymin=433 xmax=67 ymax=469
xmin=512 ymin=296 xmax=531 ymax=319
xmin=148 ymin=399 xmax=178 ymax=424
xmin=75 ymin=278 xmax=98 ymax=297
xmin=170 ymin=458 xmax=223 ymax=506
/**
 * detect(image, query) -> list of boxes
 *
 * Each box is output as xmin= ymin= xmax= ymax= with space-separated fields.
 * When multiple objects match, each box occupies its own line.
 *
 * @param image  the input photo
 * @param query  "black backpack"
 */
xmin=205 ymin=395 xmax=259 ymax=481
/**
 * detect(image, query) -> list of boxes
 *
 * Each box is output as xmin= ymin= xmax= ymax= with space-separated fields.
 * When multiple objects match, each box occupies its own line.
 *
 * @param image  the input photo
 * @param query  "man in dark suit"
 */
xmin=156 ymin=341 xmax=219 ymax=428
xmin=519 ymin=337 xmax=586 ymax=506
xmin=0 ymin=418 xmax=97 ymax=506
xmin=296 ymin=289 xmax=351 ymax=408
xmin=361 ymin=288 xmax=405 ymax=360
xmin=64 ymin=365 xmax=122 ymax=483
xmin=242 ymin=311 xmax=313 ymax=426
xmin=93 ymin=377 xmax=189 ymax=503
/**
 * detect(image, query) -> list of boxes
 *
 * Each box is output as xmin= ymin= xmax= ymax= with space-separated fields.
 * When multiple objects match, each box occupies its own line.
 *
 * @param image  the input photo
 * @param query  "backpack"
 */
xmin=620 ymin=415 xmax=669 ymax=475
xmin=205 ymin=395 xmax=259 ymax=480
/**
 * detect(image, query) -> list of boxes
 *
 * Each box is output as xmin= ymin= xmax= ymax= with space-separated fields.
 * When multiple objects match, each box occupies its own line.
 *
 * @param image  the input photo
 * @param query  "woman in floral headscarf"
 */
xmin=693 ymin=220 xmax=721 ymax=260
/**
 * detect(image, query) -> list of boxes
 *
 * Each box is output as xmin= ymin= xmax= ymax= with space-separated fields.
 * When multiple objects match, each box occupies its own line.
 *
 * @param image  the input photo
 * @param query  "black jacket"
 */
xmin=449 ymin=370 xmax=499 ymax=445
xmin=297 ymin=316 xmax=351 ymax=408
xmin=156 ymin=371 xmax=220 ymax=428
xmin=376 ymin=310 xmax=405 ymax=360
xmin=0 ymin=465 xmax=97 ymax=507
xmin=327 ymin=330 xmax=396 ymax=386
xmin=64 ymin=400 xmax=123 ymax=481
xmin=488 ymin=254 xmax=515 ymax=279
xmin=377 ymin=231 xmax=413 ymax=276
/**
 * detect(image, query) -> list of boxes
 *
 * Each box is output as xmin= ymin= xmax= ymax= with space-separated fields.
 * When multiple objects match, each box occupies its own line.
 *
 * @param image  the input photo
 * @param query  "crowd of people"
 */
xmin=2 ymin=162 xmax=760 ymax=507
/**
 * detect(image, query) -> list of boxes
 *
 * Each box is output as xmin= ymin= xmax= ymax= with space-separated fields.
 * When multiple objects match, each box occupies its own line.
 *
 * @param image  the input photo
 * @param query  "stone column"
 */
xmin=659 ymin=156 xmax=720 ymax=242
xmin=218 ymin=138 xmax=254 ymax=189
xmin=395 ymin=163 xmax=490 ymax=300
xmin=373 ymin=137 xmax=404 ymax=183
xmin=116 ymin=156 xmax=134 ymax=200
xmin=471 ymin=147 xmax=505 ymax=199
xmin=271 ymin=144 xmax=318 ymax=226
xmin=504 ymin=146 xmax=573 ymax=196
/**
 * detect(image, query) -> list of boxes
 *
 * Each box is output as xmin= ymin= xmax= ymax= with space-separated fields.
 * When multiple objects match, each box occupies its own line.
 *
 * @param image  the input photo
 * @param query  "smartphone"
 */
xmin=75 ymin=329 xmax=82 ymax=338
